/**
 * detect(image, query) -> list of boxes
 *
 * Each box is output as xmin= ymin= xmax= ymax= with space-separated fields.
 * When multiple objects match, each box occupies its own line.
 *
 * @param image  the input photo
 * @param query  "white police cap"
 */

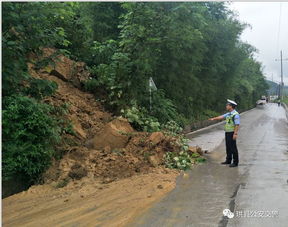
xmin=227 ymin=99 xmax=237 ymax=106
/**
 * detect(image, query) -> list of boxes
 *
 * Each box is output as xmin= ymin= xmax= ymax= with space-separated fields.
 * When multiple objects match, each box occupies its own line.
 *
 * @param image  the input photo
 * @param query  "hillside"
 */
xmin=3 ymin=3 xmax=269 ymax=189
xmin=28 ymin=48 xmax=205 ymax=184
xmin=2 ymin=49 xmax=206 ymax=226
xmin=2 ymin=2 xmax=271 ymax=226
xmin=266 ymin=79 xmax=288 ymax=96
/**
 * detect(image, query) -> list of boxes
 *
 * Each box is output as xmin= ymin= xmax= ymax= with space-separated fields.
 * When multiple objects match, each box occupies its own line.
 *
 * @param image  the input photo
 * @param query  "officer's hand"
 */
xmin=233 ymin=133 xmax=238 ymax=140
xmin=209 ymin=118 xmax=214 ymax=121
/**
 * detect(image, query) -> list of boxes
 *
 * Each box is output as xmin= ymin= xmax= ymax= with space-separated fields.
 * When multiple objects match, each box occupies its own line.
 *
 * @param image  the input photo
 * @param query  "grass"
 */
xmin=282 ymin=96 xmax=288 ymax=105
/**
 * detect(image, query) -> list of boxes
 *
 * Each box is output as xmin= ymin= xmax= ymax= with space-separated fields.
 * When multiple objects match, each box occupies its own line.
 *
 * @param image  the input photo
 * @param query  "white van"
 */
xmin=256 ymin=96 xmax=267 ymax=105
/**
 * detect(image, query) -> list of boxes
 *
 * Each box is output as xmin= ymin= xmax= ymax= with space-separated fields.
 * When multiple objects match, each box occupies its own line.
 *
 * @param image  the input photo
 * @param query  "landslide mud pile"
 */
xmin=28 ymin=48 xmax=202 ymax=186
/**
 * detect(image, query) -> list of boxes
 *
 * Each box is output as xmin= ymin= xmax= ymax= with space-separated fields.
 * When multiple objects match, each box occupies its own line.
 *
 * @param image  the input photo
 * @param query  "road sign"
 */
xmin=149 ymin=77 xmax=157 ymax=111
xmin=149 ymin=77 xmax=157 ymax=91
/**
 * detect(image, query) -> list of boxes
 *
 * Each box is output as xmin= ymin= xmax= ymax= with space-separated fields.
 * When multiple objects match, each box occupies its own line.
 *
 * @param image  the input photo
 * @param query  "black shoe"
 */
xmin=221 ymin=161 xmax=230 ymax=165
xmin=229 ymin=163 xmax=238 ymax=167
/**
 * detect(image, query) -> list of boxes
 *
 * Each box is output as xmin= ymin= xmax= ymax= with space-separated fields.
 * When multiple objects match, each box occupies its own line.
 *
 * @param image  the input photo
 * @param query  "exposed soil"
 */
xmin=2 ymin=169 xmax=178 ymax=227
xmin=3 ymin=49 xmax=203 ymax=226
xmin=26 ymin=49 xmax=187 ymax=186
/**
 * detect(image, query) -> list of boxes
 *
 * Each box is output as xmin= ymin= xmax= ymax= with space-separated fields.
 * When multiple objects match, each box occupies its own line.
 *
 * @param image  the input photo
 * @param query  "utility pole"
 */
xmin=271 ymin=74 xmax=275 ymax=96
xmin=275 ymin=50 xmax=288 ymax=100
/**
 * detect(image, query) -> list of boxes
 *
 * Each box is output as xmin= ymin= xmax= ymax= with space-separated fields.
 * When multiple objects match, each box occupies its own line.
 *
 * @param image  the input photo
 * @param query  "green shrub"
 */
xmin=25 ymin=78 xmax=58 ymax=100
xmin=283 ymin=96 xmax=288 ymax=105
xmin=83 ymin=78 xmax=100 ymax=94
xmin=164 ymin=150 xmax=206 ymax=170
xmin=84 ymin=53 xmax=129 ymax=112
xmin=2 ymin=96 xmax=61 ymax=183
xmin=162 ymin=120 xmax=183 ymax=136
xmin=196 ymin=157 xmax=206 ymax=163
xmin=164 ymin=151 xmax=193 ymax=170
xmin=164 ymin=129 xmax=206 ymax=170
xmin=177 ymin=136 xmax=190 ymax=152
xmin=121 ymin=105 xmax=160 ymax=132
xmin=149 ymin=90 xmax=182 ymax=124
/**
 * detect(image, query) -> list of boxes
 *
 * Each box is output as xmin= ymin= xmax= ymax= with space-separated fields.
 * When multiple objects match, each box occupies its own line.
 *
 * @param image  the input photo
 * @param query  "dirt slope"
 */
xmin=3 ymin=49 xmax=204 ymax=226
xmin=3 ymin=49 xmax=186 ymax=226
xmin=26 ymin=49 xmax=179 ymax=184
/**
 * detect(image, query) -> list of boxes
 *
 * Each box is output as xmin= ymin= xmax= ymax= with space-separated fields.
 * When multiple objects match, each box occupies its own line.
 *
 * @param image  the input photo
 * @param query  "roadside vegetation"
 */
xmin=2 ymin=2 xmax=268 ymax=184
xmin=283 ymin=97 xmax=288 ymax=105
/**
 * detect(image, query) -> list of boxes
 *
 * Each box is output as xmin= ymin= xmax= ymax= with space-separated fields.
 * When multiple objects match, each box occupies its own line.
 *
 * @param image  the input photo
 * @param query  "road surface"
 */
xmin=128 ymin=104 xmax=288 ymax=227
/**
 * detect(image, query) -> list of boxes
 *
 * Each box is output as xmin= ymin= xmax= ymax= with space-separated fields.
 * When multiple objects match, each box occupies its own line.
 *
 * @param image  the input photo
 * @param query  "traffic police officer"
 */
xmin=209 ymin=99 xmax=240 ymax=167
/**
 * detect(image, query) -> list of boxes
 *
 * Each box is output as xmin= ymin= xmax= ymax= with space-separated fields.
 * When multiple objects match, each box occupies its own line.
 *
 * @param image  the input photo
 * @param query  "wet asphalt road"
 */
xmin=129 ymin=104 xmax=288 ymax=227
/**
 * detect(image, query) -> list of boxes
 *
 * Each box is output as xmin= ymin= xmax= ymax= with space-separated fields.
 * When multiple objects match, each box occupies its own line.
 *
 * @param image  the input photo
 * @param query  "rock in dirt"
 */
xmin=69 ymin=114 xmax=86 ymax=139
xmin=188 ymin=146 xmax=203 ymax=155
xmin=149 ymin=132 xmax=165 ymax=145
xmin=68 ymin=163 xmax=87 ymax=180
xmin=91 ymin=117 xmax=134 ymax=150
xmin=196 ymin=147 xmax=204 ymax=155
xmin=26 ymin=48 xmax=185 ymax=188
xmin=102 ymin=178 xmax=114 ymax=184
xmin=148 ymin=155 xmax=162 ymax=167
xmin=188 ymin=146 xmax=197 ymax=154
xmin=39 ymin=48 xmax=90 ymax=88
xmin=157 ymin=184 xmax=163 ymax=189
xmin=103 ymin=146 xmax=111 ymax=153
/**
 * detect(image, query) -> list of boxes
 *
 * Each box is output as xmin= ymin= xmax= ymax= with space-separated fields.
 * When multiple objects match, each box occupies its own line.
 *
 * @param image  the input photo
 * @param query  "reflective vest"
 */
xmin=225 ymin=111 xmax=239 ymax=132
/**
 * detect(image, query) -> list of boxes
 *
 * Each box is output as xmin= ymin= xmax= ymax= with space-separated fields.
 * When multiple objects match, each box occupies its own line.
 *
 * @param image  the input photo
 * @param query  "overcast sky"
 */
xmin=229 ymin=2 xmax=288 ymax=84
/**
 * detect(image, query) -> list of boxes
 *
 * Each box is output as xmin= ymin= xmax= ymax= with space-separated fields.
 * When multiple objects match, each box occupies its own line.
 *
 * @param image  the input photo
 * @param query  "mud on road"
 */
xmin=2 ymin=168 xmax=178 ymax=227
xmin=3 ymin=105 xmax=287 ymax=227
xmin=129 ymin=104 xmax=288 ymax=227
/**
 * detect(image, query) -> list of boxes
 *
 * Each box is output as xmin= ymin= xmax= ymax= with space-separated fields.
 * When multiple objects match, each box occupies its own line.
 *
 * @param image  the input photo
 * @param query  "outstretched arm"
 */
xmin=209 ymin=115 xmax=224 ymax=121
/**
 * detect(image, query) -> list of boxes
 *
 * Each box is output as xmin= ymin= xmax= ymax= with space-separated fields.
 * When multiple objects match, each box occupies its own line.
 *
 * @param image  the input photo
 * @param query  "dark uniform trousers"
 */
xmin=225 ymin=132 xmax=239 ymax=164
